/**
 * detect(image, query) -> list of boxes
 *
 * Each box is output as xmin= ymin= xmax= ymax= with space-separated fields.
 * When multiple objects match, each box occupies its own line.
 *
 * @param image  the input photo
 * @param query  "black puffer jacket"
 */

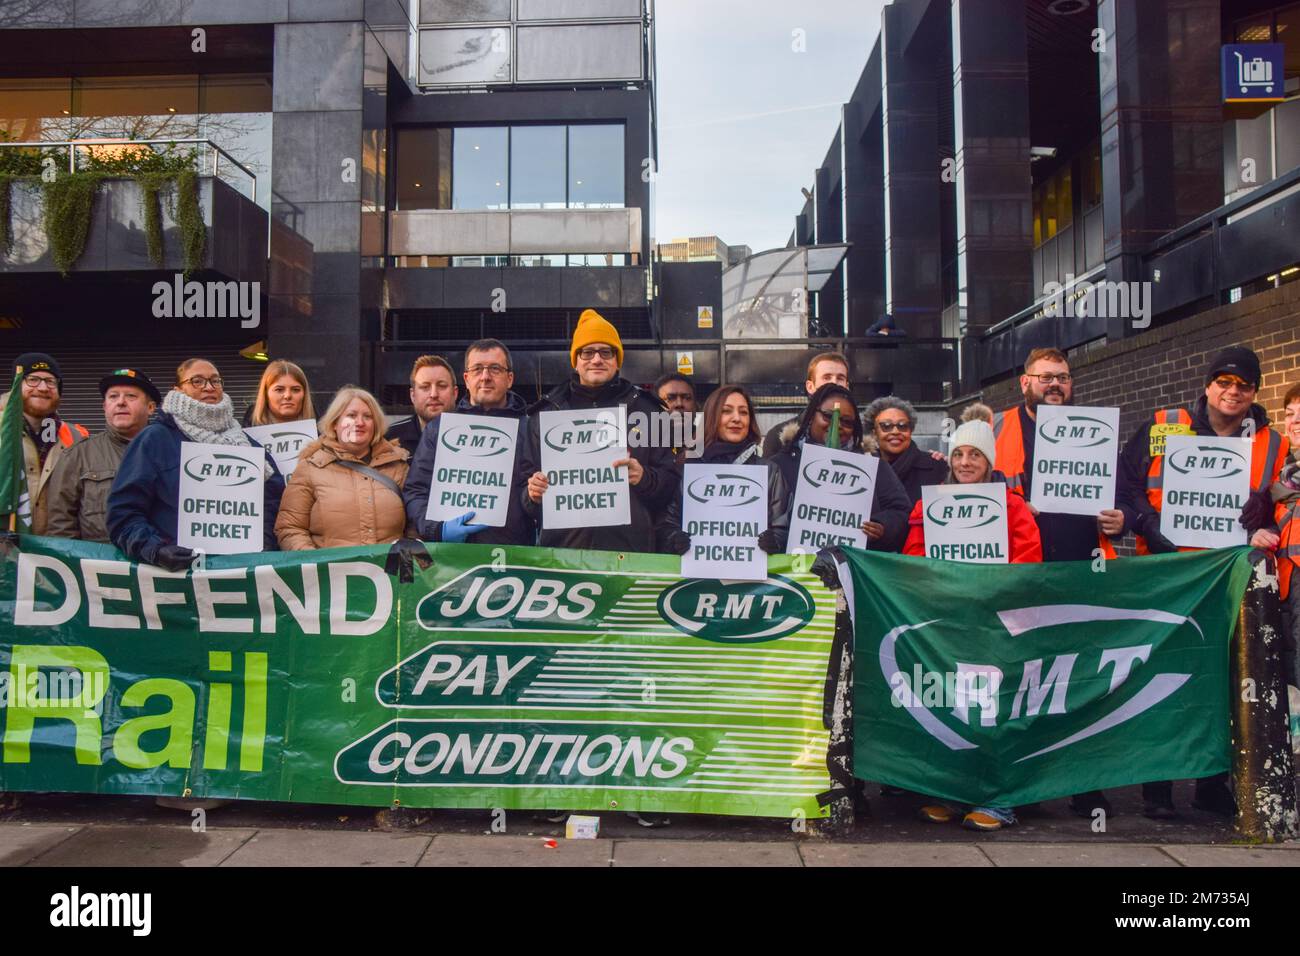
xmin=519 ymin=373 xmax=679 ymax=553
xmin=655 ymin=439 xmax=790 ymax=553
xmin=770 ymin=422 xmax=912 ymax=553
xmin=404 ymin=391 xmax=535 ymax=546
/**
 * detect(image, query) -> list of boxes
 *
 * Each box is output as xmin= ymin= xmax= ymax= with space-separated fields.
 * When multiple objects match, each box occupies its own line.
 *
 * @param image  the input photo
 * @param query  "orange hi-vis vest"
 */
xmin=1277 ymin=495 xmax=1299 ymax=600
xmin=994 ymin=405 xmax=1117 ymax=559
xmin=1138 ymin=407 xmax=1285 ymax=555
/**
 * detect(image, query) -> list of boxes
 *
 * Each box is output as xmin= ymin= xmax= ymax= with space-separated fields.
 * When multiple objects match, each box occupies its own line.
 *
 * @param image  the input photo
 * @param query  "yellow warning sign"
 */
xmin=677 ymin=351 xmax=694 ymax=375
xmin=697 ymin=306 xmax=714 ymax=329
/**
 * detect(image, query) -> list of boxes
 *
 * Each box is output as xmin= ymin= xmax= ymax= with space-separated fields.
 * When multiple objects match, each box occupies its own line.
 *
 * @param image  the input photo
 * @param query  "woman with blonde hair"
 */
xmin=246 ymin=359 xmax=315 ymax=426
xmin=275 ymin=385 xmax=411 ymax=550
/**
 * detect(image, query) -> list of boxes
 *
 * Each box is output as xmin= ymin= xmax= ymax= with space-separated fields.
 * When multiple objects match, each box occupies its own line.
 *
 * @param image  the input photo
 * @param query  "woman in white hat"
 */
xmin=900 ymin=414 xmax=1041 ymax=832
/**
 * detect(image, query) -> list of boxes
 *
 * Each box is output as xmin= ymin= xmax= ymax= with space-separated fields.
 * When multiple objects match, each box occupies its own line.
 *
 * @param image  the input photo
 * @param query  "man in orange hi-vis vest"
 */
xmin=1116 ymin=345 xmax=1286 ymax=822
xmin=991 ymin=346 xmax=1126 ymax=822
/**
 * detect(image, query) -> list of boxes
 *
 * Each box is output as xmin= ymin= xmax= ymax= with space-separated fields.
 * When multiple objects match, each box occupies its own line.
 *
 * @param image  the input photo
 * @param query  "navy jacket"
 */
xmin=403 ymin=392 xmax=536 ymax=546
xmin=107 ymin=411 xmax=285 ymax=564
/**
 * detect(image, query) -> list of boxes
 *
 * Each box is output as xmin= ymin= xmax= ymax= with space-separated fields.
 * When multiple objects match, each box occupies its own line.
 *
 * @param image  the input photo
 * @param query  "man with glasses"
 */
xmin=1116 ymin=345 xmax=1285 ymax=820
xmin=405 ymin=338 xmax=535 ymax=546
xmin=521 ymin=308 xmax=678 ymax=553
xmin=386 ymin=355 xmax=459 ymax=454
xmin=0 ymin=353 xmax=89 ymax=535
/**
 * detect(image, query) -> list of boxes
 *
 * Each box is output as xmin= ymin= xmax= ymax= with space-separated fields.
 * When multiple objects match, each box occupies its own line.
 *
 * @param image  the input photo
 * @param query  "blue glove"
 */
xmin=441 ymin=511 xmax=489 ymax=543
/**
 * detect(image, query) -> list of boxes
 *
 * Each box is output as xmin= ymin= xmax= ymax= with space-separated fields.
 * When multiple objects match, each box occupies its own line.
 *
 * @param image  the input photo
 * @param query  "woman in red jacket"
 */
xmin=902 ymin=417 xmax=1041 ymax=831
xmin=903 ymin=419 xmax=1042 ymax=563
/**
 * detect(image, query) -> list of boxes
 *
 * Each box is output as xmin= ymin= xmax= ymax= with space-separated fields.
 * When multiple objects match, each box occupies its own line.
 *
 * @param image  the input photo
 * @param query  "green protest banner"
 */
xmin=0 ymin=536 xmax=837 ymax=818
xmin=843 ymin=547 xmax=1251 ymax=807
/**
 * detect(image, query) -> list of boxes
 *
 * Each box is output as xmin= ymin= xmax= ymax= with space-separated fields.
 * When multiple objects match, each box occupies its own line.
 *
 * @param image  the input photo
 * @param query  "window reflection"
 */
xmin=453 ymin=126 xmax=509 ymax=210
xmin=510 ymin=125 xmax=565 ymax=209
xmin=568 ymin=124 xmax=623 ymax=208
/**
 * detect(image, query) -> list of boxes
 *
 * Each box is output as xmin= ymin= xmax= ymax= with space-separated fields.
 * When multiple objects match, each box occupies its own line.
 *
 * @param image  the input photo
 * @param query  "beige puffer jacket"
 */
xmin=274 ymin=436 xmax=411 ymax=550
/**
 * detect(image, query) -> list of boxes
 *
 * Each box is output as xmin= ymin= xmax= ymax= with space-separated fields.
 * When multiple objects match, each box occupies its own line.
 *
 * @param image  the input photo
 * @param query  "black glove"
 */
xmin=757 ymin=529 xmax=779 ymax=554
xmin=155 ymin=544 xmax=197 ymax=572
xmin=1240 ymin=488 xmax=1274 ymax=533
xmin=667 ymin=530 xmax=691 ymax=555
xmin=1138 ymin=513 xmax=1178 ymax=554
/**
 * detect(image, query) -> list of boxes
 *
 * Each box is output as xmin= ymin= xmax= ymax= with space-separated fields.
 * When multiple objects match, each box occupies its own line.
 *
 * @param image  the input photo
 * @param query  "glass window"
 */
xmin=72 ymin=75 xmax=200 ymax=121
xmin=510 ymin=125 xmax=566 ymax=209
xmin=1277 ymin=97 xmax=1300 ymax=177
xmin=0 ymin=78 xmax=72 ymax=142
xmin=453 ymin=126 xmax=508 ymax=209
xmin=418 ymin=27 xmax=512 ymax=86
xmin=568 ymin=124 xmax=623 ymax=208
xmin=515 ymin=24 xmax=642 ymax=83
xmin=397 ymin=127 xmax=452 ymax=210
xmin=517 ymin=0 xmax=641 ymax=19
xmin=421 ymin=0 xmax=511 ymax=23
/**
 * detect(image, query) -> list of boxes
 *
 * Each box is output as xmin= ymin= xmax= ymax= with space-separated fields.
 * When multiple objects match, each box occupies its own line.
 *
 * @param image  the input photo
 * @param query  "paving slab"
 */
xmin=419 ymin=834 xmax=612 ymax=867
xmin=30 ymin=825 xmax=256 ymax=867
xmin=0 ymin=824 xmax=83 ymax=866
xmin=613 ymin=839 xmax=801 ymax=867
xmin=799 ymin=842 xmax=991 ymax=867
xmin=221 ymin=829 xmax=431 ymax=867
xmin=1162 ymin=845 xmax=1300 ymax=867
xmin=978 ymin=843 xmax=1177 ymax=867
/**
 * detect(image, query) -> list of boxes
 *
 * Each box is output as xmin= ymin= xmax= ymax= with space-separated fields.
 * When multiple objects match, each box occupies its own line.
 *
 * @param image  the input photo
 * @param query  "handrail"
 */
xmin=0 ymin=138 xmax=257 ymax=202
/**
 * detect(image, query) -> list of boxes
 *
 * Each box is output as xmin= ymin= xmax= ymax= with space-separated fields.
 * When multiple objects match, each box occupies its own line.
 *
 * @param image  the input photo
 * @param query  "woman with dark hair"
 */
xmin=245 ymin=359 xmax=315 ymax=427
xmin=770 ymin=383 xmax=911 ymax=552
xmin=863 ymin=395 xmax=948 ymax=506
xmin=656 ymin=384 xmax=789 ymax=554
xmin=1254 ymin=383 xmax=1300 ymax=687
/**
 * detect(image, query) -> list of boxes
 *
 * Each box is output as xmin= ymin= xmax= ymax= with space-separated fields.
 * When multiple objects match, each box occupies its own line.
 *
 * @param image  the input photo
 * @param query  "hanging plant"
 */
xmin=0 ymin=176 xmax=12 ymax=257
xmin=173 ymin=167 xmax=206 ymax=276
xmin=43 ymin=171 xmax=105 ymax=276
xmin=0 ymin=138 xmax=45 ymax=260
xmin=136 ymin=171 xmax=169 ymax=268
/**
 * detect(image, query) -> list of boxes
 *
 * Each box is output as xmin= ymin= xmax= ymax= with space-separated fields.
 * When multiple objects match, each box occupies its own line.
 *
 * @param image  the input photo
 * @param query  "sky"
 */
xmin=652 ymin=0 xmax=886 ymax=255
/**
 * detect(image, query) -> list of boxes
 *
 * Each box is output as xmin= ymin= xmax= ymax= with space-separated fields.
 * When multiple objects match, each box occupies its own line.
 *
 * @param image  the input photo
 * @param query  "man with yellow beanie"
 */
xmin=520 ymin=308 xmax=678 ymax=553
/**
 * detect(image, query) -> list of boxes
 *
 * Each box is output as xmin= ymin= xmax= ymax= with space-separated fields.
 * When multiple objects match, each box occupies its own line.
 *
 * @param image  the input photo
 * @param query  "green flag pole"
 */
xmin=0 ymin=364 xmax=30 ymax=533
xmin=826 ymin=406 xmax=840 ymax=449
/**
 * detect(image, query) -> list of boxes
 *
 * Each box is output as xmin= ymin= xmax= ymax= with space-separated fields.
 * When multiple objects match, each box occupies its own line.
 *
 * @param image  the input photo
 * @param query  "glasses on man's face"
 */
xmin=1029 ymin=373 xmax=1071 ymax=385
xmin=577 ymin=347 xmax=615 ymax=362
xmin=186 ymin=376 xmax=223 ymax=390
xmin=662 ymin=391 xmax=693 ymax=403
xmin=1212 ymin=376 xmax=1255 ymax=393
xmin=466 ymin=364 xmax=511 ymax=377
xmin=24 ymin=375 xmax=58 ymax=391
xmin=876 ymin=420 xmax=912 ymax=433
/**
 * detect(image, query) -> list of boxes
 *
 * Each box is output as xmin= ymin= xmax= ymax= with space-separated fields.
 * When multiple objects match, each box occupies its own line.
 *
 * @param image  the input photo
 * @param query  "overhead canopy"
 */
xmin=721 ymin=244 xmax=849 ymax=339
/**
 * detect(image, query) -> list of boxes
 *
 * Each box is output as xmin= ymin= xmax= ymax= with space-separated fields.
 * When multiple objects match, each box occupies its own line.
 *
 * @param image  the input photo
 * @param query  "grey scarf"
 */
xmin=162 ymin=390 xmax=249 ymax=446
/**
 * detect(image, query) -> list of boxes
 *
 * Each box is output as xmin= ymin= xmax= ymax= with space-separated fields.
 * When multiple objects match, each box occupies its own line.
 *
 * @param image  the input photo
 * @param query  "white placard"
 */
xmin=177 ymin=441 xmax=265 ymax=554
xmin=680 ymin=463 xmax=768 ymax=581
xmin=243 ymin=419 xmax=318 ymax=476
xmin=424 ymin=412 xmax=519 ymax=528
xmin=539 ymin=406 xmax=631 ymax=531
xmin=1030 ymin=405 xmax=1120 ymax=515
xmin=786 ymin=444 xmax=877 ymax=553
xmin=921 ymin=482 xmax=1009 ymax=564
xmin=1159 ymin=435 xmax=1251 ymax=549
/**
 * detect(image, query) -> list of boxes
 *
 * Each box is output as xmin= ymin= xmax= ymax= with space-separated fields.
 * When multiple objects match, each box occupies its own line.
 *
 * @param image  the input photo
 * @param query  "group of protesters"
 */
xmin=4 ymin=307 xmax=1299 ymax=832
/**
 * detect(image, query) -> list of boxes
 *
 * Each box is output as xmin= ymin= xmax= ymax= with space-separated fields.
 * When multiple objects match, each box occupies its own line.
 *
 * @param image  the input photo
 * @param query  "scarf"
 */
xmin=162 ymin=390 xmax=250 ymax=447
xmin=1274 ymin=450 xmax=1300 ymax=503
xmin=700 ymin=439 xmax=760 ymax=465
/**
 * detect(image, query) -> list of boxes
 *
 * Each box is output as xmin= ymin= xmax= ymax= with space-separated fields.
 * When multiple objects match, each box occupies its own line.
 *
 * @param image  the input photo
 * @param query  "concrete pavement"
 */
xmin=3 ymin=823 xmax=1297 ymax=867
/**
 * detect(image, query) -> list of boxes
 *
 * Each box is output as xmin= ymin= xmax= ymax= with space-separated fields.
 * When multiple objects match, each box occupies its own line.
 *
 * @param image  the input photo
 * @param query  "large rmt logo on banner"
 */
xmin=657 ymin=576 xmax=814 ymax=644
xmin=685 ymin=472 xmax=763 ymax=507
xmin=880 ymin=605 xmax=1201 ymax=761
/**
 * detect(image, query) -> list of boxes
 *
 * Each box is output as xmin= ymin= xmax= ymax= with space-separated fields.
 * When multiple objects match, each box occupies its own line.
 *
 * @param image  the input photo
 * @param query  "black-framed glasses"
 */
xmin=186 ymin=376 xmax=223 ymax=390
xmin=1029 ymin=373 xmax=1071 ymax=385
xmin=23 ymin=375 xmax=58 ymax=391
xmin=816 ymin=408 xmax=855 ymax=423
xmin=576 ymin=347 xmax=616 ymax=361
xmin=876 ymin=420 xmax=912 ymax=433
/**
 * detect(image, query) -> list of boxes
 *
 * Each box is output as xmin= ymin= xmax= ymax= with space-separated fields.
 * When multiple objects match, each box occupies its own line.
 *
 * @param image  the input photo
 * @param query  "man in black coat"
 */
xmin=520 ymin=309 xmax=678 ymax=554
xmin=404 ymin=339 xmax=535 ymax=546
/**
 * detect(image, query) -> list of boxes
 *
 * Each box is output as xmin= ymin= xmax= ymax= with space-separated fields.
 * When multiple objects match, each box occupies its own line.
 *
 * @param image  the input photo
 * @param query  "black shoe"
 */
xmin=1070 ymin=790 xmax=1112 ymax=819
xmin=1192 ymin=779 xmax=1237 ymax=818
xmin=880 ymin=784 xmax=906 ymax=797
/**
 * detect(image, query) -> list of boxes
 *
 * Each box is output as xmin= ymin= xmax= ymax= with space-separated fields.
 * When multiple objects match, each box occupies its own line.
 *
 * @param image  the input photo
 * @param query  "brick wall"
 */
xmin=974 ymin=280 xmax=1300 ymax=436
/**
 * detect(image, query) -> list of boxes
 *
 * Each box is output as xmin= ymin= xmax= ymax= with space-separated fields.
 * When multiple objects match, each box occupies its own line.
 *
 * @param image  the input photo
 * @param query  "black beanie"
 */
xmin=1204 ymin=346 xmax=1261 ymax=389
xmin=14 ymin=352 xmax=61 ymax=387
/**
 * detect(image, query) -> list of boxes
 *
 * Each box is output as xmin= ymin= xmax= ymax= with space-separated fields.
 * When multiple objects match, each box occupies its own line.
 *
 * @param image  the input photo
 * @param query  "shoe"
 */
xmin=155 ymin=797 xmax=228 ymax=811
xmin=626 ymin=811 xmax=670 ymax=828
xmin=541 ymin=811 xmax=568 ymax=824
xmin=1141 ymin=796 xmax=1178 ymax=820
xmin=962 ymin=807 xmax=1016 ymax=831
xmin=880 ymin=784 xmax=906 ymax=797
xmin=1070 ymin=790 xmax=1112 ymax=819
xmin=917 ymin=803 xmax=957 ymax=824
xmin=1192 ymin=779 xmax=1237 ymax=818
